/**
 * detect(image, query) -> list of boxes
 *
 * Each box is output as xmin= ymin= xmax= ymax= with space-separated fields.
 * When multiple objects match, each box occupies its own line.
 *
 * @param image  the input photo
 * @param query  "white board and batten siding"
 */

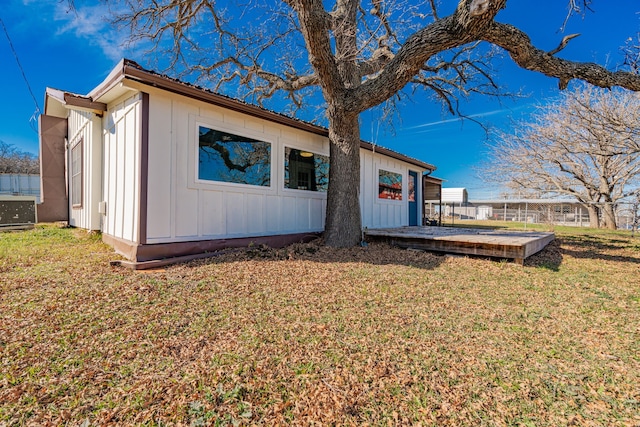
xmin=144 ymin=88 xmax=329 ymax=244
xmin=67 ymin=109 xmax=102 ymax=231
xmin=98 ymin=86 xmax=425 ymax=245
xmin=101 ymin=93 xmax=142 ymax=242
xmin=360 ymin=149 xmax=421 ymax=228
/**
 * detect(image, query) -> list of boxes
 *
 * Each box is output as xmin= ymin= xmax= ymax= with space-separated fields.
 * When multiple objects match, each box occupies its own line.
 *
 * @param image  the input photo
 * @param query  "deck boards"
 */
xmin=364 ymin=226 xmax=555 ymax=264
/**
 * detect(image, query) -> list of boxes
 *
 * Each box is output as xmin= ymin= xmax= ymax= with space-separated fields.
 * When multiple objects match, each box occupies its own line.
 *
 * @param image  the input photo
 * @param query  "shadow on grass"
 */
xmin=559 ymin=235 xmax=640 ymax=265
xmin=523 ymin=239 xmax=563 ymax=271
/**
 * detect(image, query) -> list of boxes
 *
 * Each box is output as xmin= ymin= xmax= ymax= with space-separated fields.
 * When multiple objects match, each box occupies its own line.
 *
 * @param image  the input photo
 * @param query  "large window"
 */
xmin=284 ymin=147 xmax=329 ymax=191
xmin=378 ymin=169 xmax=402 ymax=200
xmin=71 ymin=140 xmax=83 ymax=207
xmin=198 ymin=126 xmax=271 ymax=187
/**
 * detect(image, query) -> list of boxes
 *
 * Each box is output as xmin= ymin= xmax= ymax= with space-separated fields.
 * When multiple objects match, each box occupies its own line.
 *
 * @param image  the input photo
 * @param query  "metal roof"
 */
xmin=49 ymin=58 xmax=436 ymax=171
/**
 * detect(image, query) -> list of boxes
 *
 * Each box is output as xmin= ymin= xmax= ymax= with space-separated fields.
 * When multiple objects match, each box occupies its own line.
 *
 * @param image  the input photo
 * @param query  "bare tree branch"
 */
xmin=484 ymin=22 xmax=640 ymax=91
xmin=547 ymin=33 xmax=581 ymax=56
xmin=111 ymin=0 xmax=640 ymax=245
xmin=482 ymin=85 xmax=640 ymax=229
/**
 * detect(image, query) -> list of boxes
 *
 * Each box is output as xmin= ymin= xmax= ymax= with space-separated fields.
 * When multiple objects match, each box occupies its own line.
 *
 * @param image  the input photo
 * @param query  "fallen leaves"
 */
xmin=1 ymin=225 xmax=639 ymax=425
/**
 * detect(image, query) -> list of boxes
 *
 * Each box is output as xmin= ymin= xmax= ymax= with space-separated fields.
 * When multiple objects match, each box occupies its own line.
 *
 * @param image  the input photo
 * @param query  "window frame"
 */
xmin=376 ymin=168 xmax=404 ymax=203
xmin=283 ymin=146 xmax=330 ymax=193
xmin=70 ymin=138 xmax=83 ymax=209
xmin=193 ymin=119 xmax=275 ymax=190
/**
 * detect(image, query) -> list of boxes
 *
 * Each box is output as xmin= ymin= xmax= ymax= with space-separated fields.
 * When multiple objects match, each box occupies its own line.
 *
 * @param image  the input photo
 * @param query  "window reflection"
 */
xmin=284 ymin=147 xmax=329 ymax=191
xmin=198 ymin=126 xmax=271 ymax=186
xmin=378 ymin=169 xmax=402 ymax=200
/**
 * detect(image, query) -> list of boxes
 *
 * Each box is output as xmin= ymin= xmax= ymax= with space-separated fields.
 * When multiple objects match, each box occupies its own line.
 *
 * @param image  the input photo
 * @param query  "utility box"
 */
xmin=0 ymin=196 xmax=37 ymax=230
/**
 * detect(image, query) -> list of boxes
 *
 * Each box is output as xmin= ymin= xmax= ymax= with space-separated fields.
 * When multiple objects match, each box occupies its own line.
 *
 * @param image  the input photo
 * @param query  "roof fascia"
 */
xmin=44 ymin=87 xmax=107 ymax=116
xmin=87 ymin=58 xmax=435 ymax=171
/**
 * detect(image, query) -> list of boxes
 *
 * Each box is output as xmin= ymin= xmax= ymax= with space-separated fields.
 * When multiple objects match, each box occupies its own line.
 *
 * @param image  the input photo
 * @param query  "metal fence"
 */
xmin=0 ymin=174 xmax=40 ymax=200
xmin=426 ymin=200 xmax=640 ymax=230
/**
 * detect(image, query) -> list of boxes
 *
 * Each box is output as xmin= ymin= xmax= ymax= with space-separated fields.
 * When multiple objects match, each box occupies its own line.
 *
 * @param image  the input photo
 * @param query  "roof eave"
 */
xmin=86 ymin=58 xmax=436 ymax=171
xmin=44 ymin=87 xmax=107 ymax=117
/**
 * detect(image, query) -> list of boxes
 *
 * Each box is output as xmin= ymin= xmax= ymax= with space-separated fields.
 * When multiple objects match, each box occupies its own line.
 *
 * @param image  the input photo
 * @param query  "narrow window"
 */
xmin=378 ymin=169 xmax=402 ymax=200
xmin=198 ymin=126 xmax=271 ymax=187
xmin=71 ymin=140 xmax=83 ymax=207
xmin=284 ymin=148 xmax=329 ymax=191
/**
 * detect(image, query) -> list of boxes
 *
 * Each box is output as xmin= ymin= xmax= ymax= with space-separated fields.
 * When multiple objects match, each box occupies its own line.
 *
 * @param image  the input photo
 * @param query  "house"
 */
xmin=39 ymin=59 xmax=438 ymax=263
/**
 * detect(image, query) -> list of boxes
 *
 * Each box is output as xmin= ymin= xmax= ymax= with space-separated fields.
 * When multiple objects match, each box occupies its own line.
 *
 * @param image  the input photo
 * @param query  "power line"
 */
xmin=0 ymin=15 xmax=42 ymax=126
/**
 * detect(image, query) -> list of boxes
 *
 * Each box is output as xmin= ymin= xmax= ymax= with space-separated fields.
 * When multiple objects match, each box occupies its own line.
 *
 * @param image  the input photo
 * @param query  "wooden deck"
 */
xmin=364 ymin=226 xmax=555 ymax=264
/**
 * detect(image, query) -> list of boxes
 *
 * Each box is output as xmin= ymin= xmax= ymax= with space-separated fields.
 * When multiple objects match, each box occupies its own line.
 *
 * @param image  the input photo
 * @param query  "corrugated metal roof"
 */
xmin=83 ymin=59 xmax=437 ymax=171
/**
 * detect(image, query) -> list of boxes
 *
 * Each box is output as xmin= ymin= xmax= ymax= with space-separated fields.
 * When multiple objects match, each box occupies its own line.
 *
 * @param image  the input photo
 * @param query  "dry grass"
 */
xmin=1 ymin=224 xmax=639 ymax=426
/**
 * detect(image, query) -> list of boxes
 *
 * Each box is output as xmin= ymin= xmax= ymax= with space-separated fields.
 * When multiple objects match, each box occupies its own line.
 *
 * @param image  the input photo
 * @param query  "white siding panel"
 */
xmin=88 ymin=115 xmax=103 ymax=230
xmin=146 ymin=95 xmax=173 ymax=239
xmin=265 ymin=195 xmax=281 ymax=232
xmin=246 ymin=193 xmax=265 ymax=234
xmin=361 ymin=152 xmax=373 ymax=227
xmin=310 ymin=198 xmax=323 ymax=230
xmin=175 ymin=188 xmax=199 ymax=238
xmin=122 ymin=108 xmax=138 ymax=242
xmin=201 ymin=190 xmax=225 ymax=236
xmin=281 ymin=196 xmax=297 ymax=232
xmin=114 ymin=117 xmax=126 ymax=238
xmin=105 ymin=132 xmax=118 ymax=235
xmin=264 ymin=124 xmax=281 ymax=138
xmin=101 ymin=93 xmax=142 ymax=242
xmin=226 ymin=192 xmax=245 ymax=235
xmin=198 ymin=107 xmax=223 ymax=122
xmin=245 ymin=119 xmax=264 ymax=134
xmin=296 ymin=198 xmax=310 ymax=230
xmin=173 ymin=101 xmax=199 ymax=238
xmin=223 ymin=112 xmax=244 ymax=128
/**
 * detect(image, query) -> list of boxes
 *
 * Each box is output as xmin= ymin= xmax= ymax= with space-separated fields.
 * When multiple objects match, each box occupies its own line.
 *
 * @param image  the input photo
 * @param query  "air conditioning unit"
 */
xmin=0 ymin=196 xmax=37 ymax=230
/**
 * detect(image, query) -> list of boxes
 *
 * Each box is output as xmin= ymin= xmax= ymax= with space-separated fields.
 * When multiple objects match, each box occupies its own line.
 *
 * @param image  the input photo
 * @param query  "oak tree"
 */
xmin=483 ymin=86 xmax=640 ymax=229
xmin=115 ymin=0 xmax=640 ymax=245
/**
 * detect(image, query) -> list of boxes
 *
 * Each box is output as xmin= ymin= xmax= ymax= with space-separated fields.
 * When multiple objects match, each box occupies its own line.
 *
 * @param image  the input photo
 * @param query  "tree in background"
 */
xmin=0 ymin=140 xmax=39 ymax=174
xmin=113 ymin=0 xmax=640 ymax=245
xmin=482 ymin=86 xmax=640 ymax=229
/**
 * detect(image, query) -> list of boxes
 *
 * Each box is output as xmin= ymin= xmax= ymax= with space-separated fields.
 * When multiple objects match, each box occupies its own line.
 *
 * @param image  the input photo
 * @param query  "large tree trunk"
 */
xmin=602 ymin=203 xmax=617 ymax=229
xmin=586 ymin=205 xmax=601 ymax=228
xmin=324 ymin=106 xmax=362 ymax=247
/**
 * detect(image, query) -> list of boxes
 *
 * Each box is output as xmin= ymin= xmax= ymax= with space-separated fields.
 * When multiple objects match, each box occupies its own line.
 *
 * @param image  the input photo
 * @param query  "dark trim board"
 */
xmin=104 ymin=232 xmax=321 ymax=269
xmin=138 ymin=92 xmax=149 ymax=245
xmin=365 ymin=226 xmax=555 ymax=264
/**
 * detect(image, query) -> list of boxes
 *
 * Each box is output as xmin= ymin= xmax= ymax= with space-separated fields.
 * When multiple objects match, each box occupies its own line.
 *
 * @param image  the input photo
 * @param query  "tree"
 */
xmin=114 ymin=0 xmax=640 ymax=245
xmin=0 ymin=140 xmax=39 ymax=174
xmin=482 ymin=86 xmax=640 ymax=229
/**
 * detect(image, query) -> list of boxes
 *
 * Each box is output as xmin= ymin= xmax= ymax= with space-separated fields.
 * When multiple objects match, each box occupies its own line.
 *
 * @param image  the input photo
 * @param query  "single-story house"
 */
xmin=39 ymin=59 xmax=438 ymax=262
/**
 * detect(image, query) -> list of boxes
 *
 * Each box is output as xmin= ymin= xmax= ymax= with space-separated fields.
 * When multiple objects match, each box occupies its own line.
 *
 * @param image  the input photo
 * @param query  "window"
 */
xmin=408 ymin=173 xmax=416 ymax=202
xmin=71 ymin=140 xmax=83 ymax=207
xmin=284 ymin=147 xmax=329 ymax=191
xmin=378 ymin=169 xmax=402 ymax=200
xmin=554 ymin=205 xmax=571 ymax=214
xmin=198 ymin=126 xmax=271 ymax=187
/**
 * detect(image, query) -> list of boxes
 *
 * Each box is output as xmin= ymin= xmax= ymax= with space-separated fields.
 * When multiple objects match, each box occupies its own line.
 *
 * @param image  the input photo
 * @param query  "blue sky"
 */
xmin=1 ymin=0 xmax=638 ymax=198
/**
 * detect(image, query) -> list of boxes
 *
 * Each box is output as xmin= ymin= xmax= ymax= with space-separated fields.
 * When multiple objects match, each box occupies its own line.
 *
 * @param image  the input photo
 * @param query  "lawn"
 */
xmin=1 ymin=224 xmax=639 ymax=426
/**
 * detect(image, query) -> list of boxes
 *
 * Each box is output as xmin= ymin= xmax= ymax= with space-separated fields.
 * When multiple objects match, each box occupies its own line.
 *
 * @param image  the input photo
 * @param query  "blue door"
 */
xmin=408 ymin=171 xmax=418 ymax=226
